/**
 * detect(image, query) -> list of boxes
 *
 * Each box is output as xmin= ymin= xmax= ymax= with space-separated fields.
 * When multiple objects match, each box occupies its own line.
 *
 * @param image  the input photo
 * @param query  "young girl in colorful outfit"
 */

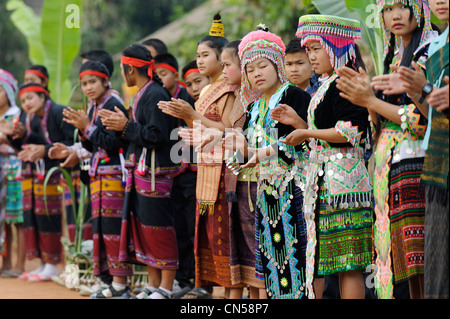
xmin=285 ymin=15 xmax=373 ymax=299
xmin=366 ymin=0 xmax=448 ymax=299
xmin=0 ymin=69 xmax=25 ymax=278
xmin=336 ymin=0 xmax=437 ymax=299
xmin=235 ymin=29 xmax=311 ymax=299
xmin=6 ymin=83 xmax=75 ymax=281
xmin=100 ymin=44 xmax=179 ymax=299
xmin=419 ymin=0 xmax=449 ymax=298
xmin=158 ymin=13 xmax=245 ymax=299
xmin=222 ymin=39 xmax=267 ymax=299
xmin=63 ymin=61 xmax=133 ymax=298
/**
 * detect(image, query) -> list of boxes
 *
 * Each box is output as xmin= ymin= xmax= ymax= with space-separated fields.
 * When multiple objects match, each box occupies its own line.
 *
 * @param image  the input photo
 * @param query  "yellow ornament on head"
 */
xmin=209 ymin=12 xmax=225 ymax=38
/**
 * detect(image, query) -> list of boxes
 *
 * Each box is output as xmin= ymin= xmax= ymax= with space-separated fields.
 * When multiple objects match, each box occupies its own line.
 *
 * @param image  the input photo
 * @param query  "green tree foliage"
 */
xmin=0 ymin=0 xmax=32 ymax=85
xmin=6 ymin=0 xmax=82 ymax=105
xmin=163 ymin=0 xmax=317 ymax=69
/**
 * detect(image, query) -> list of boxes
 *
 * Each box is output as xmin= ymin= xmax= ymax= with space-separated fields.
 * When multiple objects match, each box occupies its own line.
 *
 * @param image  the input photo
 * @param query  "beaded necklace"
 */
xmin=248 ymin=83 xmax=289 ymax=149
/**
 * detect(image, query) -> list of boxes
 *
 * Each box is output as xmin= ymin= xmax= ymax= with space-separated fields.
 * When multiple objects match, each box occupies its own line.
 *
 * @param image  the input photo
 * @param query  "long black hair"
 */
xmin=383 ymin=5 xmax=425 ymax=73
xmin=346 ymin=44 xmax=366 ymax=72
xmin=122 ymin=44 xmax=164 ymax=88
xmin=373 ymin=4 xmax=425 ymax=144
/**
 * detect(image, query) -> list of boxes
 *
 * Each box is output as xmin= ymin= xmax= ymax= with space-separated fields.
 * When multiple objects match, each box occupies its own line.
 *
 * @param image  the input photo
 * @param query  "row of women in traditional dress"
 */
xmin=0 ymin=0 xmax=448 ymax=300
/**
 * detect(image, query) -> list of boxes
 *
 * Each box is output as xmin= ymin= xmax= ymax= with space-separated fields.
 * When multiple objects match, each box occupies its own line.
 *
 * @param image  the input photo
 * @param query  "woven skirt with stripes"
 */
xmin=90 ymin=174 xmax=133 ymax=277
xmin=2 ymin=156 xmax=23 ymax=224
xmin=424 ymin=185 xmax=449 ymax=299
xmin=22 ymin=168 xmax=63 ymax=264
xmin=194 ymin=168 xmax=245 ymax=288
xmin=229 ymin=181 xmax=265 ymax=288
xmin=119 ymin=170 xmax=178 ymax=270
xmin=316 ymin=181 xmax=373 ymax=276
xmin=389 ymin=158 xmax=425 ymax=283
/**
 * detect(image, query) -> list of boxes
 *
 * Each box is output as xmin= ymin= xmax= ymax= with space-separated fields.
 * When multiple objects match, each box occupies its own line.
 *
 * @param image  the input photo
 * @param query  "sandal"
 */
xmin=130 ymin=287 xmax=155 ymax=299
xmin=18 ymin=272 xmax=31 ymax=280
xmin=181 ymin=287 xmax=212 ymax=299
xmin=148 ymin=288 xmax=173 ymax=299
xmin=173 ymin=286 xmax=192 ymax=299
xmin=0 ymin=270 xmax=23 ymax=278
xmin=27 ymin=274 xmax=52 ymax=282
xmin=90 ymin=285 xmax=131 ymax=299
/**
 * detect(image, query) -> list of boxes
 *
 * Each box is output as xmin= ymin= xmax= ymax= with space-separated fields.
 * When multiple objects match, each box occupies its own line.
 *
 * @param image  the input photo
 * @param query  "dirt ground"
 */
xmin=0 ymin=256 xmax=225 ymax=299
xmin=0 ymin=236 xmax=225 ymax=299
xmin=0 ymin=258 xmax=86 ymax=299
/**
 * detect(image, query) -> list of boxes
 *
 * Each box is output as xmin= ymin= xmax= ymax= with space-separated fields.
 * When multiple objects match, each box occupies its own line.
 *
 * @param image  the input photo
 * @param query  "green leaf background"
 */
xmin=6 ymin=0 xmax=82 ymax=105
xmin=6 ymin=0 xmax=45 ymax=64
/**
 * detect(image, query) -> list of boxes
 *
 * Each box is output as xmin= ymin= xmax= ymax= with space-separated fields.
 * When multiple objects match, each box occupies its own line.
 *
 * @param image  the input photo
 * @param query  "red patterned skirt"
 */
xmin=389 ymin=158 xmax=425 ymax=283
xmin=22 ymin=168 xmax=62 ymax=264
xmin=194 ymin=168 xmax=245 ymax=288
xmin=90 ymin=174 xmax=133 ymax=276
xmin=119 ymin=170 xmax=178 ymax=270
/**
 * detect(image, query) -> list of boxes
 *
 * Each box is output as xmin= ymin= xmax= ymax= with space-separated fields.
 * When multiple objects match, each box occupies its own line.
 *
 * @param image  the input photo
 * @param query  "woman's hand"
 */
xmin=18 ymin=144 xmax=46 ymax=163
xmin=241 ymin=146 xmax=275 ymax=169
xmin=271 ymin=104 xmax=305 ymax=128
xmin=63 ymin=107 xmax=91 ymax=132
xmin=371 ymin=72 xmax=408 ymax=96
xmin=12 ymin=122 xmax=26 ymax=140
xmin=99 ymin=106 xmax=129 ymax=132
xmin=195 ymin=127 xmax=223 ymax=153
xmin=158 ymin=98 xmax=197 ymax=121
xmin=223 ymin=128 xmax=248 ymax=156
xmin=179 ymin=122 xmax=222 ymax=153
xmin=336 ymin=67 xmax=375 ymax=108
xmin=372 ymin=62 xmax=427 ymax=98
xmin=48 ymin=142 xmax=69 ymax=160
xmin=60 ymin=149 xmax=81 ymax=168
xmin=178 ymin=128 xmax=200 ymax=147
xmin=428 ymin=76 xmax=449 ymax=113
xmin=279 ymin=129 xmax=309 ymax=146
xmin=0 ymin=119 xmax=13 ymax=135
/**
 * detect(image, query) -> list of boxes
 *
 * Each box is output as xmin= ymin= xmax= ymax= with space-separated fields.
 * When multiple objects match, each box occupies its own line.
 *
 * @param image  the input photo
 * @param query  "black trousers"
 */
xmin=171 ymin=170 xmax=197 ymax=289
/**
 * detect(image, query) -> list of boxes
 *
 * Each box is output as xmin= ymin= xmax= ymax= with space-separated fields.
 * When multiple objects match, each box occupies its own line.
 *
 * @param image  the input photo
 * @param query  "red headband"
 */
xmin=25 ymin=69 xmax=48 ymax=81
xmin=155 ymin=63 xmax=178 ymax=75
xmin=79 ymin=70 xmax=109 ymax=80
xmin=18 ymin=86 xmax=49 ymax=98
xmin=183 ymin=68 xmax=200 ymax=81
xmin=121 ymin=56 xmax=155 ymax=80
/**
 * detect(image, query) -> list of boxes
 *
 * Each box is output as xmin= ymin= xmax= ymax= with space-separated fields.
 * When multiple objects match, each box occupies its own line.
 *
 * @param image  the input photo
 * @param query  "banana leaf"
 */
xmin=311 ymin=0 xmax=385 ymax=75
xmin=6 ymin=0 xmax=45 ymax=64
xmin=344 ymin=0 xmax=385 ymax=76
xmin=7 ymin=0 xmax=83 ymax=105
xmin=40 ymin=0 xmax=83 ymax=105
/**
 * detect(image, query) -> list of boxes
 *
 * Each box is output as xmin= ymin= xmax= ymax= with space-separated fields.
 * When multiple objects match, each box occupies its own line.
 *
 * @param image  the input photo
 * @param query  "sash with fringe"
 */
xmin=195 ymin=78 xmax=237 ymax=214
